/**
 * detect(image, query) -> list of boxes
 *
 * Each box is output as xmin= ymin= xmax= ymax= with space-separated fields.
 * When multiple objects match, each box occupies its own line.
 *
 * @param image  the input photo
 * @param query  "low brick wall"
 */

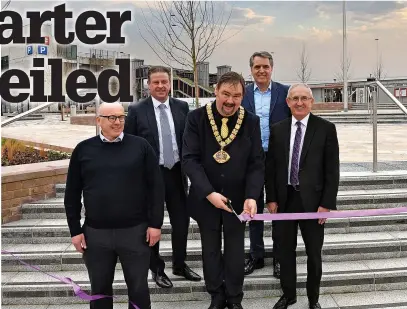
xmin=312 ymin=102 xmax=353 ymax=111
xmin=1 ymin=159 xmax=69 ymax=224
xmin=70 ymin=114 xmax=96 ymax=126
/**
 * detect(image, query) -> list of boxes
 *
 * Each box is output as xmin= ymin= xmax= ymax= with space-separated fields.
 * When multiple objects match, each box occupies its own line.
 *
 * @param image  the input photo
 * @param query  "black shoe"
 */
xmin=309 ymin=302 xmax=321 ymax=309
xmin=244 ymin=257 xmax=264 ymax=275
xmin=208 ymin=302 xmax=227 ymax=309
xmin=152 ymin=270 xmax=173 ymax=288
xmin=272 ymin=295 xmax=297 ymax=309
xmin=273 ymin=262 xmax=281 ymax=279
xmin=227 ymin=303 xmax=243 ymax=309
xmin=173 ymin=264 xmax=202 ymax=281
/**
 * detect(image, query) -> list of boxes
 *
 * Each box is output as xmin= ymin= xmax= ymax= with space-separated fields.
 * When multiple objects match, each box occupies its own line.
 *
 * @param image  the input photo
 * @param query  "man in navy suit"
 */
xmin=242 ymin=51 xmax=291 ymax=278
xmin=124 ymin=66 xmax=201 ymax=289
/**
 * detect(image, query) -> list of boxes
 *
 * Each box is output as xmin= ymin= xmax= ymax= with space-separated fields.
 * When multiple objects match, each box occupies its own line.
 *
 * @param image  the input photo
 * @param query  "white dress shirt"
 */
xmin=151 ymin=96 xmax=180 ymax=165
xmin=288 ymin=113 xmax=310 ymax=185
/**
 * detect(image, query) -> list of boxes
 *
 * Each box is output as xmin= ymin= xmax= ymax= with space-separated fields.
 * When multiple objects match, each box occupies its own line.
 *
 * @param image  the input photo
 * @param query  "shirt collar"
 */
xmin=152 ymin=96 xmax=170 ymax=109
xmin=254 ymin=81 xmax=272 ymax=92
xmin=292 ymin=113 xmax=310 ymax=128
xmin=100 ymin=131 xmax=124 ymax=143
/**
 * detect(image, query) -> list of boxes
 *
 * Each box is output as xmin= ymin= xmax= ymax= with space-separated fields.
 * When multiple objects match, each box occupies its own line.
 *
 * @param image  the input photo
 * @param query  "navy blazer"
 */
xmin=242 ymin=81 xmax=291 ymax=130
xmin=124 ymin=96 xmax=190 ymax=193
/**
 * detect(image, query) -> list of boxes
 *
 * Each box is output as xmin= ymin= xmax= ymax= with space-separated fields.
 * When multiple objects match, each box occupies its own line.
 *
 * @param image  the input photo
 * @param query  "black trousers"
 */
xmin=275 ymin=186 xmax=324 ymax=304
xmin=83 ymin=223 xmax=151 ymax=309
xmin=248 ymin=188 xmax=278 ymax=261
xmin=198 ymin=210 xmax=246 ymax=305
xmin=150 ymin=162 xmax=190 ymax=272
xmin=249 ymin=151 xmax=278 ymax=261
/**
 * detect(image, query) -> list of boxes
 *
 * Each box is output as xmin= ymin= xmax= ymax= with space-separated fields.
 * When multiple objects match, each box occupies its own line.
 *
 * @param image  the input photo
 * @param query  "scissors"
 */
xmin=225 ymin=199 xmax=241 ymax=221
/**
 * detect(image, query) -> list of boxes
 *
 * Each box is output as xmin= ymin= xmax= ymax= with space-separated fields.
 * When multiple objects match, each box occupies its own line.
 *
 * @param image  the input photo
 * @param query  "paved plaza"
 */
xmin=2 ymin=114 xmax=407 ymax=165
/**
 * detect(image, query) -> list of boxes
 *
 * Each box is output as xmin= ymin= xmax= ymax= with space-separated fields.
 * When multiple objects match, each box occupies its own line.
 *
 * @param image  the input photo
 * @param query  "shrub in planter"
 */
xmin=1 ymin=139 xmax=71 ymax=166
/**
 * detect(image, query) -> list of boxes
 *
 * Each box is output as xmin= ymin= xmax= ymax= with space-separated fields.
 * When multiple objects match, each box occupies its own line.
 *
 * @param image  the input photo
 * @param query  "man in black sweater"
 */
xmin=64 ymin=102 xmax=164 ymax=309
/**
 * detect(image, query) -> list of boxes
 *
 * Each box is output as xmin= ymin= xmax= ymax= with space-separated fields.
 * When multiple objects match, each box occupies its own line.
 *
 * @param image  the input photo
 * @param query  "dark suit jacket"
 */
xmin=124 ymin=96 xmax=190 ymax=192
xmin=182 ymin=103 xmax=265 ymax=225
xmin=265 ymin=113 xmax=340 ymax=212
xmin=242 ymin=81 xmax=291 ymax=130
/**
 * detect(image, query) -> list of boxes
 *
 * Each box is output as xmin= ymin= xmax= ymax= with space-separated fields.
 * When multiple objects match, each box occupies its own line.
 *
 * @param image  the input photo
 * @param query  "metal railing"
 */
xmin=369 ymin=80 xmax=407 ymax=172
xmin=1 ymin=102 xmax=57 ymax=127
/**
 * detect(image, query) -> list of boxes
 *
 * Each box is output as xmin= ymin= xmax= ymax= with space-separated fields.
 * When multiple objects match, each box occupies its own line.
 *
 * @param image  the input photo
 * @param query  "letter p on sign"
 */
xmin=38 ymin=46 xmax=48 ymax=55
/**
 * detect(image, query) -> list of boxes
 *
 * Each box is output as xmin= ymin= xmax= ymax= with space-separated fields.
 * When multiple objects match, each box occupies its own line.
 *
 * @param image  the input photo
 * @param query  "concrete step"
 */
xmin=2 ymin=289 xmax=407 ymax=308
xmin=54 ymin=173 xmax=407 ymax=196
xmin=1 ymin=258 xmax=407 ymax=305
xmin=2 ymin=231 xmax=407 ymax=272
xmin=22 ymin=188 xmax=407 ymax=219
xmin=2 ymin=213 xmax=407 ymax=244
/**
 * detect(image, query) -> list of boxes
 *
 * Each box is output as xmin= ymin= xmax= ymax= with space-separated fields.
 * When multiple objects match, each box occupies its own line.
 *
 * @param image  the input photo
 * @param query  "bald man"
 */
xmin=64 ymin=102 xmax=165 ymax=309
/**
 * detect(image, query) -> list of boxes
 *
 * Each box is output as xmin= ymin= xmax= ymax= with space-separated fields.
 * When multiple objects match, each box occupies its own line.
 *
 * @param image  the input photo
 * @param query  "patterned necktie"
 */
xmin=221 ymin=118 xmax=229 ymax=139
xmin=290 ymin=121 xmax=302 ymax=186
xmin=158 ymin=104 xmax=175 ymax=169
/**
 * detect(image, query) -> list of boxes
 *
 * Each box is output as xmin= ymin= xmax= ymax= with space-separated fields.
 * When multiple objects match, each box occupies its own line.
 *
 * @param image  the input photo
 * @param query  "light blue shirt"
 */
xmin=100 ymin=132 xmax=124 ymax=143
xmin=151 ymin=96 xmax=180 ymax=165
xmin=254 ymin=82 xmax=272 ymax=151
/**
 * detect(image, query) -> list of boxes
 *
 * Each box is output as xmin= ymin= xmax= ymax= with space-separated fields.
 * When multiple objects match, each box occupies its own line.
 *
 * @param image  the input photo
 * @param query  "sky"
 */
xmin=3 ymin=0 xmax=407 ymax=83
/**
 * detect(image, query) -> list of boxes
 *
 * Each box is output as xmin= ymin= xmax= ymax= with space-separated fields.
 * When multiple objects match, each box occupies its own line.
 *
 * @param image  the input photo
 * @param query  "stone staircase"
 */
xmin=2 ymin=173 xmax=407 ymax=309
xmin=316 ymin=112 xmax=407 ymax=124
xmin=350 ymin=102 xmax=407 ymax=110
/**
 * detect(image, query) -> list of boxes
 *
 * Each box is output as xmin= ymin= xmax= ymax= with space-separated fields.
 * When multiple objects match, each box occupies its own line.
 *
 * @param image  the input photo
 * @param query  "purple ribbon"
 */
xmin=239 ymin=206 xmax=407 ymax=222
xmin=1 ymin=250 xmax=140 ymax=309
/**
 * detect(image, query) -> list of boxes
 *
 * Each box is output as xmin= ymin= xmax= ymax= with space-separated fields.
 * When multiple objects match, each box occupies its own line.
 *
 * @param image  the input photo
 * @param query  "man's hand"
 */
xmin=146 ymin=227 xmax=161 ymax=247
xmin=242 ymin=199 xmax=257 ymax=218
xmin=267 ymin=202 xmax=278 ymax=214
xmin=207 ymin=192 xmax=232 ymax=213
xmin=72 ymin=233 xmax=87 ymax=253
xmin=317 ymin=206 xmax=330 ymax=224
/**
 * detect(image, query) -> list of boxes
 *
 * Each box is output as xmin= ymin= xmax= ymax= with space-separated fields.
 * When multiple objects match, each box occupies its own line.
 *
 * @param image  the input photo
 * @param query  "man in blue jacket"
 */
xmin=242 ymin=51 xmax=291 ymax=278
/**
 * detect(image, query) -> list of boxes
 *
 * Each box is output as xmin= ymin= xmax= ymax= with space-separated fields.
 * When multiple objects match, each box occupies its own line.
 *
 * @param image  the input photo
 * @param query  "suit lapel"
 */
xmin=169 ymin=98 xmax=181 ymax=151
xmin=145 ymin=97 xmax=160 ymax=153
xmin=247 ymin=86 xmax=256 ymax=113
xmin=269 ymin=82 xmax=278 ymax=120
xmin=299 ymin=113 xmax=317 ymax=168
xmin=284 ymin=118 xmax=292 ymax=170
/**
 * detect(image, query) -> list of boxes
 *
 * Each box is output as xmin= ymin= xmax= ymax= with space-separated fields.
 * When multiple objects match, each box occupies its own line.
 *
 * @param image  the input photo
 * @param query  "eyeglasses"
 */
xmin=288 ymin=96 xmax=312 ymax=103
xmin=99 ymin=115 xmax=126 ymax=123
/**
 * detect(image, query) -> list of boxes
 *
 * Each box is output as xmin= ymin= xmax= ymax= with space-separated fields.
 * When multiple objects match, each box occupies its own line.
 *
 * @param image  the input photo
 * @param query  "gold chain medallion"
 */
xmin=206 ymin=103 xmax=245 ymax=163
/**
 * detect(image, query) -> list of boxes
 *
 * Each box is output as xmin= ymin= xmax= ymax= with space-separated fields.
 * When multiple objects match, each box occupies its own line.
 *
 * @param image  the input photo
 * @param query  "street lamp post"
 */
xmin=343 ymin=0 xmax=348 ymax=112
xmin=169 ymin=13 xmax=176 ymax=98
xmin=375 ymin=38 xmax=379 ymax=80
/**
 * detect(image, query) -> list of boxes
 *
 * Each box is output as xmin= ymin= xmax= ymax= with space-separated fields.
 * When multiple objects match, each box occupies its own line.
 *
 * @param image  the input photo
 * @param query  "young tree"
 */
xmin=373 ymin=54 xmax=386 ymax=81
xmin=334 ymin=55 xmax=352 ymax=82
xmin=296 ymin=43 xmax=312 ymax=83
xmin=137 ymin=1 xmax=243 ymax=108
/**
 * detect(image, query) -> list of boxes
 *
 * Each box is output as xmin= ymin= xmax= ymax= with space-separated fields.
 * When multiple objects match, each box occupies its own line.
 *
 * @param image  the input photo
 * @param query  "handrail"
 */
xmin=369 ymin=80 xmax=406 ymax=173
xmin=375 ymin=80 xmax=407 ymax=115
xmin=1 ymin=102 xmax=58 ymax=127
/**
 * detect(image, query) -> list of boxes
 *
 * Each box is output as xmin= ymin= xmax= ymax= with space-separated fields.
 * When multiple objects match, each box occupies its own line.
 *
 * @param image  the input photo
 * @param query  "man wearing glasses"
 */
xmin=265 ymin=84 xmax=340 ymax=309
xmin=125 ymin=66 xmax=201 ymax=288
xmin=64 ymin=102 xmax=165 ymax=309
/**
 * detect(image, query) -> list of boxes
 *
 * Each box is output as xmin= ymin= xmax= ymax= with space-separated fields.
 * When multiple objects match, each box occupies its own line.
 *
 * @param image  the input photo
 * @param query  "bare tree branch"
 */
xmin=373 ymin=54 xmax=386 ymax=81
xmin=334 ymin=55 xmax=352 ymax=82
xmin=137 ymin=1 xmax=245 ymax=107
xmin=296 ymin=43 xmax=312 ymax=83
